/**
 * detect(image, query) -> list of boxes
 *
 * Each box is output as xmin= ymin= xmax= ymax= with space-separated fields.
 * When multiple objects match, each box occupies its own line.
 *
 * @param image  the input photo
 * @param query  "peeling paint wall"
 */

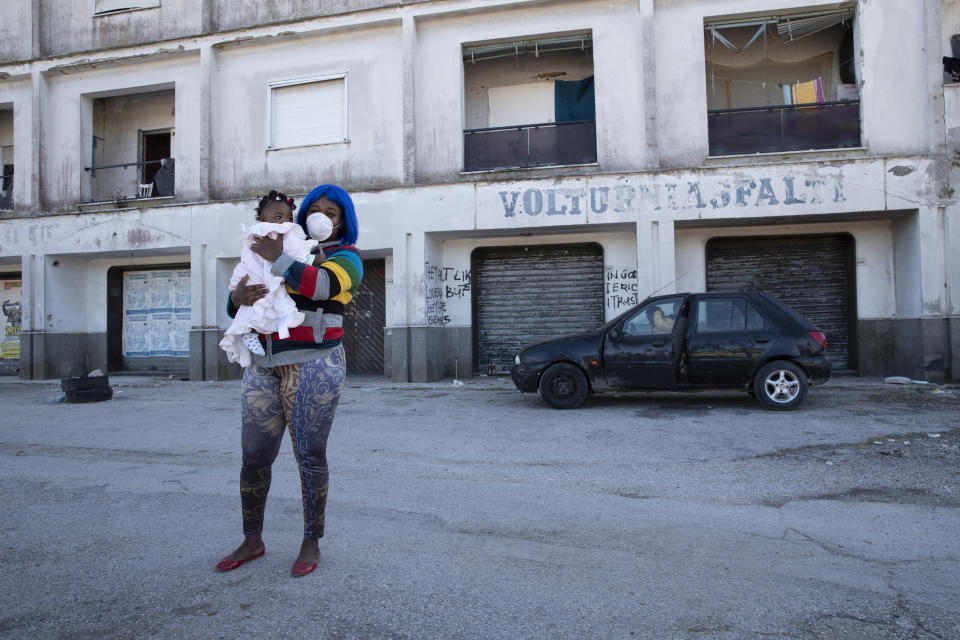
xmin=41 ymin=54 xmax=201 ymax=210
xmin=38 ymin=0 xmax=201 ymax=58
xmin=210 ymin=24 xmax=404 ymax=197
xmin=0 ymin=0 xmax=34 ymax=63
xmin=415 ymin=0 xmax=653 ymax=182
xmin=209 ymin=0 xmax=412 ymax=32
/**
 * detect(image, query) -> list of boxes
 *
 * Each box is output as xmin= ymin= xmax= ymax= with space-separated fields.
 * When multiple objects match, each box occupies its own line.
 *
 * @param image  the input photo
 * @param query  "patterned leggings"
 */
xmin=239 ymin=345 xmax=345 ymax=540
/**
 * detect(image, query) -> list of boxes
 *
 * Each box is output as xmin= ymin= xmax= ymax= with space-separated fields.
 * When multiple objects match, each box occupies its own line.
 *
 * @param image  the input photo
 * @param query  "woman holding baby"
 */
xmin=216 ymin=184 xmax=363 ymax=577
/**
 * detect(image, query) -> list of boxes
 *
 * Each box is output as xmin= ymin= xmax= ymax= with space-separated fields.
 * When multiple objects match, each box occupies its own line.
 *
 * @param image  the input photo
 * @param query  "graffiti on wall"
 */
xmin=425 ymin=262 xmax=471 ymax=326
xmin=605 ymin=268 xmax=638 ymax=311
xmin=499 ymin=175 xmax=845 ymax=218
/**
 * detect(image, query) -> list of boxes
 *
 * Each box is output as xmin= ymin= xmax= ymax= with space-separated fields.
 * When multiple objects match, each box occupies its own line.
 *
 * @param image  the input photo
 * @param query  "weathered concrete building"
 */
xmin=0 ymin=0 xmax=958 ymax=382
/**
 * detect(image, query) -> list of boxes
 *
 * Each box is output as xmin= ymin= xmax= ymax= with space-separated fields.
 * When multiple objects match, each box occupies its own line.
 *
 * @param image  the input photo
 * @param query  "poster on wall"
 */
xmin=1 ymin=279 xmax=21 ymax=360
xmin=122 ymin=269 xmax=190 ymax=358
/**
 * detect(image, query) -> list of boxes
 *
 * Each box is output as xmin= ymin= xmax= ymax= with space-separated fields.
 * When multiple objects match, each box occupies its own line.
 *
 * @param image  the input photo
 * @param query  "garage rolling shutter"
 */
xmin=341 ymin=259 xmax=385 ymax=375
xmin=473 ymin=243 xmax=605 ymax=373
xmin=706 ymin=234 xmax=854 ymax=369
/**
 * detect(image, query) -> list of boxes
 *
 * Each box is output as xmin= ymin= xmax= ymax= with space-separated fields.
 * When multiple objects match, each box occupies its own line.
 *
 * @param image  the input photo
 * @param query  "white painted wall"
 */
xmin=210 ymin=24 xmax=404 ymax=197
xmin=38 ymin=0 xmax=201 ymax=58
xmin=416 ymin=0 xmax=652 ymax=180
xmin=42 ymin=54 xmax=202 ymax=209
xmin=655 ymin=0 xmax=934 ymax=168
xmin=0 ymin=0 xmax=33 ymax=63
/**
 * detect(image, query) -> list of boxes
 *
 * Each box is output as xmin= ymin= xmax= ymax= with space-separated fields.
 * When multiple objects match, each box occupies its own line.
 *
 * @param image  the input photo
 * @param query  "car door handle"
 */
xmin=754 ymin=336 xmax=770 ymax=343
xmin=652 ymin=341 xmax=665 ymax=347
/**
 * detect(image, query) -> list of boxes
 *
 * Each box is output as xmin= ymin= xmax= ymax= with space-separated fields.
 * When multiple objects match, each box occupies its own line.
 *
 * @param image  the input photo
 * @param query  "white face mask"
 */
xmin=306 ymin=214 xmax=334 ymax=241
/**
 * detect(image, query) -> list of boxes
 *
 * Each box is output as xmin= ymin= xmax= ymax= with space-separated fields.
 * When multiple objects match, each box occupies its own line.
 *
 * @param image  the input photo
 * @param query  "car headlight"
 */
xmin=514 ymin=354 xmax=521 ymax=366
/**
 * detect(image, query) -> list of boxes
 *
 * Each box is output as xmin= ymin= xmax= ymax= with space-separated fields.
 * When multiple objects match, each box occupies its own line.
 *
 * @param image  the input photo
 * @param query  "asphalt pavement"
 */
xmin=0 ymin=374 xmax=958 ymax=639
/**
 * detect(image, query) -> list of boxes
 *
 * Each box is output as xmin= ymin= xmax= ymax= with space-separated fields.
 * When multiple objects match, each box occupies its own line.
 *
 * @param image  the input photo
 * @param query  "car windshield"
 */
xmin=597 ymin=295 xmax=686 ymax=333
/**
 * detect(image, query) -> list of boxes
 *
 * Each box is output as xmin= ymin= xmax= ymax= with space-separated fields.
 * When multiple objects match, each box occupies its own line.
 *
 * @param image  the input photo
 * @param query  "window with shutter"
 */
xmin=269 ymin=76 xmax=348 ymax=149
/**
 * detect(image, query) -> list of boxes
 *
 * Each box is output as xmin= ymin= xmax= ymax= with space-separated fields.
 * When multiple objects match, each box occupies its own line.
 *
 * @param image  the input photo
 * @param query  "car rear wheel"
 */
xmin=539 ymin=363 xmax=588 ymax=410
xmin=753 ymin=361 xmax=807 ymax=410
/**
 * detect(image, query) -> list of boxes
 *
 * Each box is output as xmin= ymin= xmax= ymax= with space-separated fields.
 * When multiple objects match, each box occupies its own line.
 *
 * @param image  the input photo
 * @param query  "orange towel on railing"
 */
xmin=791 ymin=78 xmax=824 ymax=105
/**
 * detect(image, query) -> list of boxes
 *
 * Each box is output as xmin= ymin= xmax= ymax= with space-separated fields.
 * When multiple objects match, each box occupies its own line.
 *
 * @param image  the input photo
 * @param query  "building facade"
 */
xmin=0 ymin=0 xmax=958 ymax=382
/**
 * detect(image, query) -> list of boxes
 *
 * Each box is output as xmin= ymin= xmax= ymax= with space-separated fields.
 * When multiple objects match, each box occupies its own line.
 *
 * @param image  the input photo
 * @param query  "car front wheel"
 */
xmin=753 ymin=361 xmax=807 ymax=410
xmin=539 ymin=363 xmax=588 ymax=410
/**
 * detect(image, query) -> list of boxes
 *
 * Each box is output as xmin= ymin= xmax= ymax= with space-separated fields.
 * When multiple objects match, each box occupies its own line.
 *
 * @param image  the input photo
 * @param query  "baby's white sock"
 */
xmin=242 ymin=332 xmax=265 ymax=356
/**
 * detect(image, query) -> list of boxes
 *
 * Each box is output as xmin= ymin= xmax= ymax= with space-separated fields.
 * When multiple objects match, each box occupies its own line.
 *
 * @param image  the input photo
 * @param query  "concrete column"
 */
xmin=196 ymin=45 xmax=214 ymax=201
xmin=188 ymin=240 xmax=206 ymax=381
xmin=28 ymin=69 xmax=42 ymax=213
xmin=20 ymin=253 xmax=41 ymax=379
xmin=635 ymin=217 xmax=678 ymax=301
xmin=401 ymin=14 xmax=417 ymax=186
xmin=389 ymin=230 xmax=435 ymax=382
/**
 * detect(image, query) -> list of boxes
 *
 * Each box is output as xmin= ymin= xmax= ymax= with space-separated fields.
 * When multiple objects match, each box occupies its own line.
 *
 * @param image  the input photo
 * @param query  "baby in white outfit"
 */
xmin=219 ymin=191 xmax=320 ymax=368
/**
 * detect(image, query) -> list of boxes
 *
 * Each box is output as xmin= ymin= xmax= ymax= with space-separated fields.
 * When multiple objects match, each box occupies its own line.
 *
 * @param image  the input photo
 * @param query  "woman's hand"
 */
xmin=231 ymin=275 xmax=268 ymax=308
xmin=250 ymin=232 xmax=283 ymax=261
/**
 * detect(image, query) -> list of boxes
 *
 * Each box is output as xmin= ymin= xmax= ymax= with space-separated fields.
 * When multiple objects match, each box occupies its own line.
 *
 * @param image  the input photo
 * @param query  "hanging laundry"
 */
xmin=791 ymin=77 xmax=823 ymax=105
xmin=781 ymin=84 xmax=793 ymax=105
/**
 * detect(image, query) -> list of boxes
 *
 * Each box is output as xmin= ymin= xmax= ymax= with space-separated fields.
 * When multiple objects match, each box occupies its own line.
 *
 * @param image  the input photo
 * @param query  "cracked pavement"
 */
xmin=0 ymin=375 xmax=958 ymax=639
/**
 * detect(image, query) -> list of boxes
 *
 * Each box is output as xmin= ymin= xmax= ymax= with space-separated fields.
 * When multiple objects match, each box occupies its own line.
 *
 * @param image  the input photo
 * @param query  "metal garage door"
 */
xmin=342 ymin=258 xmax=386 ymax=375
xmin=706 ymin=234 xmax=855 ymax=369
xmin=473 ymin=243 xmax=605 ymax=373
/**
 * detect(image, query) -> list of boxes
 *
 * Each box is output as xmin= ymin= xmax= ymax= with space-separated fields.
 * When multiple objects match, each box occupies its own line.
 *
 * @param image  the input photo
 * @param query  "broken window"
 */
xmin=140 ymin=129 xmax=172 ymax=197
xmin=704 ymin=7 xmax=860 ymax=155
xmin=462 ymin=33 xmax=596 ymax=171
xmin=269 ymin=75 xmax=348 ymax=149
xmin=94 ymin=0 xmax=160 ymax=16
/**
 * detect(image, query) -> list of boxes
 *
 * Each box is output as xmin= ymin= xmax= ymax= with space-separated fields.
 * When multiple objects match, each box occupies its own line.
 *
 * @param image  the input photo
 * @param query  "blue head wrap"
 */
xmin=296 ymin=184 xmax=358 ymax=246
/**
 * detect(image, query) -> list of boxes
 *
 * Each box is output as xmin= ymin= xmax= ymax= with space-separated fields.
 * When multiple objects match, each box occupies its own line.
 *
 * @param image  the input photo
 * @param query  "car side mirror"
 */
xmin=608 ymin=326 xmax=620 ymax=342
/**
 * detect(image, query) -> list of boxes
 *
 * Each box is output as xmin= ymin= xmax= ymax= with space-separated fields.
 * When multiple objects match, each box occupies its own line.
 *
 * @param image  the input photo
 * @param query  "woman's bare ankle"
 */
xmin=296 ymin=539 xmax=320 ymax=564
xmin=231 ymin=536 xmax=264 ymax=560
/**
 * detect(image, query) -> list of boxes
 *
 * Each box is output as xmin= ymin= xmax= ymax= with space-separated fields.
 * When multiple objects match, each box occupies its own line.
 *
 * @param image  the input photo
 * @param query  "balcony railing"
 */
xmin=463 ymin=120 xmax=597 ymax=172
xmin=708 ymin=101 xmax=860 ymax=156
xmin=83 ymin=157 xmax=174 ymax=203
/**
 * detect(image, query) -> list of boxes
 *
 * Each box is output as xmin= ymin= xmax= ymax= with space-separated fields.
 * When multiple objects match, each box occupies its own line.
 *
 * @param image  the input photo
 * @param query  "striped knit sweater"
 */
xmin=227 ymin=244 xmax=363 ymax=365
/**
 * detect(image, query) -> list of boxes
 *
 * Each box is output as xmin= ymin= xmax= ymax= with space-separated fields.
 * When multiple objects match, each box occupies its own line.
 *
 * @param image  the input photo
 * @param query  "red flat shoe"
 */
xmin=291 ymin=561 xmax=318 ymax=577
xmin=215 ymin=546 xmax=265 ymax=572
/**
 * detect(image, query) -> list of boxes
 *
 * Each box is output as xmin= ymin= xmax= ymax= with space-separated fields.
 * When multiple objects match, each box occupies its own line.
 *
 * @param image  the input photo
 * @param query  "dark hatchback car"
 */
xmin=511 ymin=291 xmax=831 ymax=410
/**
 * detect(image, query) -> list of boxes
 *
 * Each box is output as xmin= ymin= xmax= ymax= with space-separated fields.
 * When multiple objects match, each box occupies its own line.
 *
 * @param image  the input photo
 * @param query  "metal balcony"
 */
xmin=708 ymin=101 xmax=860 ymax=156
xmin=463 ymin=120 xmax=597 ymax=172
xmin=84 ymin=157 xmax=174 ymax=203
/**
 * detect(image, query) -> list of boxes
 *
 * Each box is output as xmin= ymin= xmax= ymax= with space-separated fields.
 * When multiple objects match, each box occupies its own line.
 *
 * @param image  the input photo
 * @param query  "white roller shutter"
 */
xmin=271 ymin=77 xmax=347 ymax=148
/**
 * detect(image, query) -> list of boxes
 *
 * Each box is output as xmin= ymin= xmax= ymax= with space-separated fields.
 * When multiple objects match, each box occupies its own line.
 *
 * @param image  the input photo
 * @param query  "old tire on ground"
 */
xmin=62 ymin=376 xmax=112 ymax=403
xmin=753 ymin=361 xmax=807 ymax=411
xmin=61 ymin=375 xmax=109 ymax=393
xmin=539 ymin=362 xmax=588 ymax=410
xmin=65 ymin=387 xmax=114 ymax=403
